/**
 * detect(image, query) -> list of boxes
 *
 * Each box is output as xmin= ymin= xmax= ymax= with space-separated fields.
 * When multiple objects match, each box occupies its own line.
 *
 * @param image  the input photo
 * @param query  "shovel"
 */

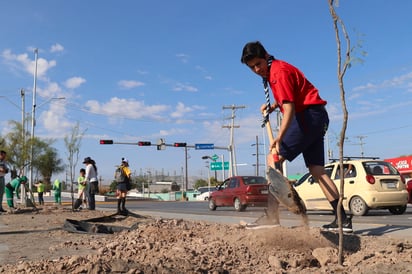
xmin=264 ymin=117 xmax=307 ymax=217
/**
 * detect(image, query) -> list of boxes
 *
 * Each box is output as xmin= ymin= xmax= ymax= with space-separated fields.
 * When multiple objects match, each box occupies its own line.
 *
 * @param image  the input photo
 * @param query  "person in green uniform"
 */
xmin=5 ymin=176 xmax=27 ymax=210
xmin=52 ymin=179 xmax=62 ymax=205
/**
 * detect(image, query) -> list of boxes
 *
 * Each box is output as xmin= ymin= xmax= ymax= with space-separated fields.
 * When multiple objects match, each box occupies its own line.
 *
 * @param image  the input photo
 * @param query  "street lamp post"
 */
xmin=28 ymin=50 xmax=65 ymax=193
xmin=29 ymin=48 xmax=39 ymax=192
xmin=201 ymin=155 xmax=217 ymax=180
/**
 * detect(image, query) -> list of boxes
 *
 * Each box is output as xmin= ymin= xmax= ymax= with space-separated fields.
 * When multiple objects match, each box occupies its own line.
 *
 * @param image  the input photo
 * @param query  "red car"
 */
xmin=208 ymin=176 xmax=268 ymax=212
xmin=407 ymin=179 xmax=412 ymax=204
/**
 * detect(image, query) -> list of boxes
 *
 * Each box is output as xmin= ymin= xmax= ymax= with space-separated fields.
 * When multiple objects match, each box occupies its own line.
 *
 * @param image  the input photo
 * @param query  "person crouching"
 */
xmin=5 ymin=176 xmax=28 ymax=212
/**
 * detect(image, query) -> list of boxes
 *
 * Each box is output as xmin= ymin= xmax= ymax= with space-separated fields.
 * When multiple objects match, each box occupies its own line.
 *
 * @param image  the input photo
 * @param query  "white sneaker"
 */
xmin=244 ymin=213 xmax=280 ymax=230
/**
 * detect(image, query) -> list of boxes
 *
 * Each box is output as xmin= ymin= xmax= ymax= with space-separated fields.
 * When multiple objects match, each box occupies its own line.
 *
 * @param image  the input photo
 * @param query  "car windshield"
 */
xmin=363 ymin=161 xmax=400 ymax=175
xmin=242 ymin=176 xmax=267 ymax=185
xmin=197 ymin=187 xmax=212 ymax=194
xmin=294 ymin=173 xmax=311 ymax=187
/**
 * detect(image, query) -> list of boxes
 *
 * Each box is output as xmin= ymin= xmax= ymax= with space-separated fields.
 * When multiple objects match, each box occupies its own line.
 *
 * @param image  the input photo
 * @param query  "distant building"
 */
xmin=149 ymin=181 xmax=180 ymax=193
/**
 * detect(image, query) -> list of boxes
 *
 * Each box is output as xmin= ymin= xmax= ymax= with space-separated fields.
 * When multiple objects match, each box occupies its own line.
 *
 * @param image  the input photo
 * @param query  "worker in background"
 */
xmin=52 ymin=179 xmax=62 ymax=205
xmin=34 ymin=180 xmax=45 ymax=205
xmin=5 ymin=176 xmax=27 ymax=212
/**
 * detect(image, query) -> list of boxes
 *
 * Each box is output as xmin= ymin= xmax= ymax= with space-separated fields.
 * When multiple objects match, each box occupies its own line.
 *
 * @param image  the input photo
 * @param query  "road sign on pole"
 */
xmin=211 ymin=154 xmax=219 ymax=161
xmin=195 ymin=143 xmax=214 ymax=150
xmin=210 ymin=161 xmax=229 ymax=170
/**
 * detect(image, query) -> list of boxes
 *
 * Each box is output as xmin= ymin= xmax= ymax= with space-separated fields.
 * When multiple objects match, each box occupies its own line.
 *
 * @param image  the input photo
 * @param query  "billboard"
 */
xmin=384 ymin=156 xmax=412 ymax=174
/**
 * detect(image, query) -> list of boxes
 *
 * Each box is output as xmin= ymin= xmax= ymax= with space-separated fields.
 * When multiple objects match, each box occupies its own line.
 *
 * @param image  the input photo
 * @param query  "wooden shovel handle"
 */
xmin=264 ymin=119 xmax=279 ymax=162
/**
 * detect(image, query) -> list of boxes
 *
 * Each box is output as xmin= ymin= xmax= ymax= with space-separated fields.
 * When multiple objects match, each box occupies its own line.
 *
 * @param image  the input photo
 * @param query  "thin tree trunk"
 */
xmin=328 ymin=0 xmax=351 ymax=265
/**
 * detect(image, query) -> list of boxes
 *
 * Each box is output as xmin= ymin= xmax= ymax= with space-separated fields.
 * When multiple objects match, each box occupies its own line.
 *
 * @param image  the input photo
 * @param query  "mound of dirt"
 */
xmin=0 ymin=207 xmax=411 ymax=273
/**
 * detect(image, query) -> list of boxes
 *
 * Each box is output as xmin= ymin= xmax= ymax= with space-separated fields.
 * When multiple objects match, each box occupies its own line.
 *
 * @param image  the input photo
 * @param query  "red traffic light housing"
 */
xmin=138 ymin=141 xmax=151 ymax=146
xmin=174 ymin=142 xmax=187 ymax=147
xmin=100 ymin=140 xmax=113 ymax=144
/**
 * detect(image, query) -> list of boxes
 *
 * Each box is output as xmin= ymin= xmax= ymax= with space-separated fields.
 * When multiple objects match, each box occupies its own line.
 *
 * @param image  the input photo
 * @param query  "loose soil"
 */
xmin=0 ymin=206 xmax=411 ymax=273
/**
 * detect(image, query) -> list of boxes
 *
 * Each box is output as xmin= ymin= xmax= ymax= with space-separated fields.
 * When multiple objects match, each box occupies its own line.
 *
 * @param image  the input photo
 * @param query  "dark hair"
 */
xmin=91 ymin=160 xmax=97 ymax=173
xmin=0 ymin=150 xmax=6 ymax=154
xmin=80 ymin=168 xmax=85 ymax=173
xmin=240 ymin=41 xmax=268 ymax=64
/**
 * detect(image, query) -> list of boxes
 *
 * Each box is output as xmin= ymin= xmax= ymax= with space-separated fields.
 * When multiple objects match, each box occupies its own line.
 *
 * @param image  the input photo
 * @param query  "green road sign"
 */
xmin=210 ymin=161 xmax=229 ymax=171
xmin=211 ymin=154 xmax=219 ymax=161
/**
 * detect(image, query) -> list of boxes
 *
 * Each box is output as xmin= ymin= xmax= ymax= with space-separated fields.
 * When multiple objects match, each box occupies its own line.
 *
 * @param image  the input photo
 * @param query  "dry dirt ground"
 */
xmin=0 ymin=206 xmax=411 ymax=274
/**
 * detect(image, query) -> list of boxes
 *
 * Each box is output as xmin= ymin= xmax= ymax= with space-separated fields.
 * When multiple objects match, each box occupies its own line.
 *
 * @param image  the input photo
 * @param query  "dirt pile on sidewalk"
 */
xmin=0 ymin=207 xmax=411 ymax=273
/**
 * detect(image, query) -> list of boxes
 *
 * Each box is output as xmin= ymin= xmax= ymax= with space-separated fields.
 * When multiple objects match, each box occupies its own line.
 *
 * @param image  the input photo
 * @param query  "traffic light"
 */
xmin=174 ymin=142 xmax=187 ymax=147
xmin=157 ymin=138 xmax=166 ymax=150
xmin=100 ymin=140 xmax=113 ymax=144
xmin=138 ymin=141 xmax=151 ymax=146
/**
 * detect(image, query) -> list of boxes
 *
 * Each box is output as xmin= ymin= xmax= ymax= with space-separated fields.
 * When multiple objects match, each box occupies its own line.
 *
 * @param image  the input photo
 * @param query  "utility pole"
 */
xmin=355 ymin=135 xmax=367 ymax=158
xmin=251 ymin=135 xmax=264 ymax=176
xmin=222 ymin=105 xmax=245 ymax=177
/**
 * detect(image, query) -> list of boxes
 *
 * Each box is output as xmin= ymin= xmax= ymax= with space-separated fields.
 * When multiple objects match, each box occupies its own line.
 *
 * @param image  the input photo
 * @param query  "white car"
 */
xmin=196 ymin=191 xmax=212 ymax=201
xmin=195 ymin=187 xmax=214 ymax=201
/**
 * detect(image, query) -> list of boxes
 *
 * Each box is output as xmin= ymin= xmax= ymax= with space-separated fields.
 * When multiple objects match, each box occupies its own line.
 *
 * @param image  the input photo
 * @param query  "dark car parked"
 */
xmin=208 ymin=176 xmax=268 ymax=212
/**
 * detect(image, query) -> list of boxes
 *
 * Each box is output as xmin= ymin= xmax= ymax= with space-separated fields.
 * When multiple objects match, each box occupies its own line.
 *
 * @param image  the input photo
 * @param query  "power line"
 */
xmin=222 ymin=105 xmax=246 ymax=177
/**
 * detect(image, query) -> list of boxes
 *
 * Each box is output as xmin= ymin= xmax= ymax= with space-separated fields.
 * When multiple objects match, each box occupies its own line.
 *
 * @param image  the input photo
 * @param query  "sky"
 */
xmin=1 ymin=1 xmax=412 ymax=186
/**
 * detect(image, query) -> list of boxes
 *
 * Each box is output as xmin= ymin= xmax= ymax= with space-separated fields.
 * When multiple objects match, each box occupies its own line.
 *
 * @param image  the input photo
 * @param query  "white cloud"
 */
xmin=136 ymin=69 xmax=148 ymax=75
xmin=176 ymin=53 xmax=189 ymax=63
xmin=64 ymin=77 xmax=86 ymax=89
xmin=50 ymin=43 xmax=64 ymax=53
xmin=39 ymin=101 xmax=72 ymax=134
xmin=157 ymin=128 xmax=188 ymax=137
xmin=1 ymin=49 xmax=56 ymax=79
xmin=170 ymin=102 xmax=193 ymax=118
xmin=38 ymin=81 xmax=62 ymax=97
xmin=172 ymin=82 xmax=198 ymax=92
xmin=195 ymin=65 xmax=213 ymax=80
xmin=85 ymin=97 xmax=169 ymax=120
xmin=118 ymin=80 xmax=145 ymax=89
xmin=353 ymin=71 xmax=412 ymax=92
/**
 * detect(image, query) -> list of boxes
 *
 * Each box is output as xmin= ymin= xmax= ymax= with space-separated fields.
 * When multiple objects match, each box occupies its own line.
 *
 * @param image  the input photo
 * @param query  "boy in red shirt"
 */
xmin=241 ymin=41 xmax=352 ymax=232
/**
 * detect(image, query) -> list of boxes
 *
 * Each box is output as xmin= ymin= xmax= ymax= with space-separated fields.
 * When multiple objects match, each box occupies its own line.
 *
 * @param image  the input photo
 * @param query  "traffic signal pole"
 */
xmin=99 ymin=139 xmax=230 ymax=191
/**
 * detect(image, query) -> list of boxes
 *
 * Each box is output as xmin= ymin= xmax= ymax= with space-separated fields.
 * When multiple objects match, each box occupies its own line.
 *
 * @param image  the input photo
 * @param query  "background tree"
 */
xmin=35 ymin=145 xmax=65 ymax=188
xmin=194 ymin=178 xmax=208 ymax=189
xmin=2 ymin=120 xmax=64 ymax=189
xmin=3 ymin=120 xmax=31 ymax=176
xmin=193 ymin=177 xmax=220 ymax=190
xmin=64 ymin=122 xmax=86 ymax=190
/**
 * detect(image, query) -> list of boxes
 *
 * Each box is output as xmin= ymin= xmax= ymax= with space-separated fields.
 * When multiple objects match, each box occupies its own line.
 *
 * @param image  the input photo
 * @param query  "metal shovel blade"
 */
xmin=266 ymin=166 xmax=306 ymax=216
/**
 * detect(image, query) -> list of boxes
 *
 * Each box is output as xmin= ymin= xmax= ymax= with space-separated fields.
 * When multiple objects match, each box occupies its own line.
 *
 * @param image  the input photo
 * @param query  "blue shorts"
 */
xmin=279 ymin=105 xmax=329 ymax=167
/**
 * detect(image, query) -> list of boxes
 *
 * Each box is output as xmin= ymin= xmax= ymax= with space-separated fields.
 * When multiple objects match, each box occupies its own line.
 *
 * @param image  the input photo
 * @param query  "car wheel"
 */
xmin=388 ymin=205 xmax=407 ymax=215
xmin=349 ymin=196 xmax=369 ymax=216
xmin=208 ymin=199 xmax=217 ymax=211
xmin=234 ymin=198 xmax=246 ymax=212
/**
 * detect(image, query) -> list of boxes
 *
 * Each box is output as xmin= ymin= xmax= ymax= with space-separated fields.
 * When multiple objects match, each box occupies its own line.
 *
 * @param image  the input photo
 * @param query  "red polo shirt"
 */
xmin=268 ymin=60 xmax=326 ymax=113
